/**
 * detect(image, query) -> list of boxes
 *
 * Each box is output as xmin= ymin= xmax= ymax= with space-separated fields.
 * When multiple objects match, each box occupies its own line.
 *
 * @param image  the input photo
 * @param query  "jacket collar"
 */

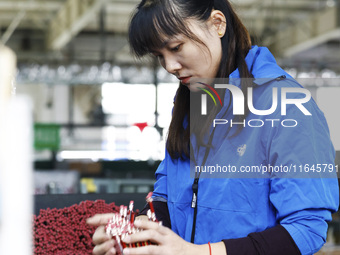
xmin=229 ymin=45 xmax=292 ymax=86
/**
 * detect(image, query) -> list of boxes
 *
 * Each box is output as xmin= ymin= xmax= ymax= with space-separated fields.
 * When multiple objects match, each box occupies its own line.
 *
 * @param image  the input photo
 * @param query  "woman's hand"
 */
xmin=87 ymin=214 xmax=226 ymax=255
xmin=87 ymin=213 xmax=116 ymax=255
xmin=122 ymin=220 xmax=200 ymax=255
xmin=86 ymin=214 xmax=150 ymax=255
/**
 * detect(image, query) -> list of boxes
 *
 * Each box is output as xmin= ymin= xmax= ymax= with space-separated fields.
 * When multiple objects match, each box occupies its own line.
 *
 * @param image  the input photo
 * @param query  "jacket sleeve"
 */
xmin=138 ymin=150 xmax=170 ymax=224
xmin=152 ymin=99 xmax=176 ymax=200
xmin=152 ymin=149 xmax=169 ymax=200
xmin=223 ymin=225 xmax=301 ymax=255
xmin=265 ymin=98 xmax=339 ymax=255
xmin=138 ymin=201 xmax=171 ymax=228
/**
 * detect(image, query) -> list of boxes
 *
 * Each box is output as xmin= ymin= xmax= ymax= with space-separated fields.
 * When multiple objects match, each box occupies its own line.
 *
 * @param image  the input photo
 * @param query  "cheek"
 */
xmin=189 ymin=50 xmax=213 ymax=71
xmin=210 ymin=42 xmax=222 ymax=70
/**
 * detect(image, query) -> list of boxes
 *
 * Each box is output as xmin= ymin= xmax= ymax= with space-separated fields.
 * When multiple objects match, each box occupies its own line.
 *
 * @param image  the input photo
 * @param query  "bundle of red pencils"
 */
xmin=105 ymin=192 xmax=159 ymax=255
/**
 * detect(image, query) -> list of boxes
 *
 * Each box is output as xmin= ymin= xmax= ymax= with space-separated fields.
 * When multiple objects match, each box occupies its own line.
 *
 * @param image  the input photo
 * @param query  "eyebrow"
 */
xmin=150 ymin=39 xmax=170 ymax=54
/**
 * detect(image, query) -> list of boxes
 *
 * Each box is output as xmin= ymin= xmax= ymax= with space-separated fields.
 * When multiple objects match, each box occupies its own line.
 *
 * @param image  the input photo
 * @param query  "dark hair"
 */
xmin=129 ymin=0 xmax=253 ymax=159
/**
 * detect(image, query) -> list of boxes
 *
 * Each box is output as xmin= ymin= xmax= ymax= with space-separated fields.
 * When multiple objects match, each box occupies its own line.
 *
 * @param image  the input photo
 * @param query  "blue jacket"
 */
xmin=152 ymin=46 xmax=339 ymax=255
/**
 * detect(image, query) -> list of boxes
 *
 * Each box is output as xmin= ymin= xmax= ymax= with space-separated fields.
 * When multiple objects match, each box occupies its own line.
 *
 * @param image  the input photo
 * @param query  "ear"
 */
xmin=210 ymin=10 xmax=226 ymax=38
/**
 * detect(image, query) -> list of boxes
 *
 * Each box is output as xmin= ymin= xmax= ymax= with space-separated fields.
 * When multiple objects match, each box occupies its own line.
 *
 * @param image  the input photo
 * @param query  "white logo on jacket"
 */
xmin=237 ymin=144 xmax=246 ymax=156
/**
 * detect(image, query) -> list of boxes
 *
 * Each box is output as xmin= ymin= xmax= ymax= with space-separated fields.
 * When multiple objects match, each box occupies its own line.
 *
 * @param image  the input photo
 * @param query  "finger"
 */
xmin=123 ymin=245 xmax=159 ymax=255
xmin=134 ymin=215 xmax=148 ymax=221
xmin=93 ymin=226 xmax=110 ymax=245
xmin=122 ymin=228 xmax=164 ymax=245
xmin=134 ymin=220 xmax=169 ymax=235
xmin=104 ymin=247 xmax=117 ymax=255
xmin=87 ymin=213 xmax=115 ymax=226
xmin=92 ymin=239 xmax=115 ymax=255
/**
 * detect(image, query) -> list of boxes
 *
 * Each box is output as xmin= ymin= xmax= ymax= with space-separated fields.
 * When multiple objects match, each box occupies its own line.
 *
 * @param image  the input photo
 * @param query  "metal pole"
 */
xmin=1 ymin=10 xmax=25 ymax=45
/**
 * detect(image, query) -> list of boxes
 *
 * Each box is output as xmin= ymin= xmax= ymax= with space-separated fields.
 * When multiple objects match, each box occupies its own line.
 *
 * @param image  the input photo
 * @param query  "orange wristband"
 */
xmin=208 ymin=242 xmax=212 ymax=255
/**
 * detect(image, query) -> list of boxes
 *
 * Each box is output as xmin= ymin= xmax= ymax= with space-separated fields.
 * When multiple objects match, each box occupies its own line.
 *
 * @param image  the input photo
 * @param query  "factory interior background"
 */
xmin=0 ymin=0 xmax=340 ymax=254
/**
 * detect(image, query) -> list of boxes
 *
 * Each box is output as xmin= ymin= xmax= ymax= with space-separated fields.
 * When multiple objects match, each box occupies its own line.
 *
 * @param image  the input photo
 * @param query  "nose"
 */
xmin=162 ymin=56 xmax=181 ymax=75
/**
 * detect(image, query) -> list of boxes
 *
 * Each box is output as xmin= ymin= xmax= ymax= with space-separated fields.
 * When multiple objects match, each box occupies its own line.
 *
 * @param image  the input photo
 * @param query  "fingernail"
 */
xmin=123 ymin=248 xmax=130 ymax=254
xmin=110 ymin=248 xmax=115 ymax=254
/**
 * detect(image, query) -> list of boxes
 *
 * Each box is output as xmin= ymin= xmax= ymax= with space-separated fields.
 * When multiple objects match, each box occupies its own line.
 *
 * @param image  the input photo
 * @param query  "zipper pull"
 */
xmin=191 ymin=193 xmax=197 ymax=208
xmin=191 ymin=178 xmax=199 ymax=208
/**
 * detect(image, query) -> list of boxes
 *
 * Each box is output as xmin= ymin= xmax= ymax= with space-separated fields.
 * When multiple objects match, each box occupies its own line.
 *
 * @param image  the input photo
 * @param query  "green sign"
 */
xmin=34 ymin=123 xmax=60 ymax=150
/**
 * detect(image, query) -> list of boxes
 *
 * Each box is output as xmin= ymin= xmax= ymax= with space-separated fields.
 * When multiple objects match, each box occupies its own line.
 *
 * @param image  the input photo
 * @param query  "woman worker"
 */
xmin=87 ymin=0 xmax=339 ymax=254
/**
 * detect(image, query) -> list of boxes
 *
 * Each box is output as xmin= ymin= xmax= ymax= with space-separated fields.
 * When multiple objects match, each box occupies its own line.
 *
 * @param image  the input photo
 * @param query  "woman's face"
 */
xmin=152 ymin=16 xmax=224 ymax=91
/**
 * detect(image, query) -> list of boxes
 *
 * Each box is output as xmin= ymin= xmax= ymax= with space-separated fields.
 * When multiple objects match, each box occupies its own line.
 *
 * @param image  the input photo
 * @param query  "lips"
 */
xmin=179 ymin=76 xmax=191 ymax=84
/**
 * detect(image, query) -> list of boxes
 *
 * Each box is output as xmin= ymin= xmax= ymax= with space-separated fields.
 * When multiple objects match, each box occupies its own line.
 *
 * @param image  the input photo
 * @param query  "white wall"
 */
xmin=16 ymin=83 xmax=70 ymax=123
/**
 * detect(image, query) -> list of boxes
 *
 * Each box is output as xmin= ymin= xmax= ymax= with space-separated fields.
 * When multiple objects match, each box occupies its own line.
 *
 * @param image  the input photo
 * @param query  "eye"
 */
xmin=171 ymin=44 xmax=182 ymax=52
